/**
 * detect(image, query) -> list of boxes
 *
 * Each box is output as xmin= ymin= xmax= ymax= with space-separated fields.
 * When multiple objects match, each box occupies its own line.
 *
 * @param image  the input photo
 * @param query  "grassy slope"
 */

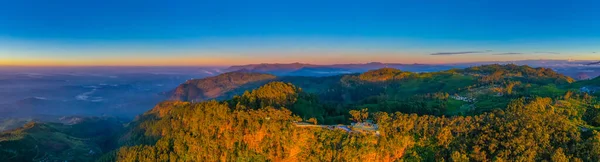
xmin=0 ymin=117 xmax=124 ymax=162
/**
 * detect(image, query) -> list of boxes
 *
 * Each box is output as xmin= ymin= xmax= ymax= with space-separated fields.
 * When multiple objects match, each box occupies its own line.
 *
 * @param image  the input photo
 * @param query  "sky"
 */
xmin=1 ymin=0 xmax=599 ymax=66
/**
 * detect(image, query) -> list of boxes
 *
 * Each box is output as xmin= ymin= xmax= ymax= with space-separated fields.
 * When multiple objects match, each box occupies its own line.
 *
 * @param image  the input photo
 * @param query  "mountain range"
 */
xmin=221 ymin=60 xmax=600 ymax=79
xmin=224 ymin=62 xmax=459 ymax=76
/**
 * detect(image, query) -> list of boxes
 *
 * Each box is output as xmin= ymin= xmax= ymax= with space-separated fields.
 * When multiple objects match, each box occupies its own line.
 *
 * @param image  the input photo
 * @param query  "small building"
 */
xmin=351 ymin=120 xmax=378 ymax=131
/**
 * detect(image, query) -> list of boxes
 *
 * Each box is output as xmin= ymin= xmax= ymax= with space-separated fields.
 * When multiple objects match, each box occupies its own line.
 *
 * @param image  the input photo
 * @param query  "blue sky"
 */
xmin=0 ymin=0 xmax=599 ymax=66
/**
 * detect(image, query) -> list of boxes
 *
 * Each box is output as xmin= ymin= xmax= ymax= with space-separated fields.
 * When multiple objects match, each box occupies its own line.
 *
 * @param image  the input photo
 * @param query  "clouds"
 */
xmin=429 ymin=50 xmax=524 ymax=56
xmin=429 ymin=50 xmax=570 ymax=56
xmin=534 ymin=51 xmax=560 ymax=54
xmin=430 ymin=50 xmax=492 ymax=55
xmin=492 ymin=52 xmax=523 ymax=55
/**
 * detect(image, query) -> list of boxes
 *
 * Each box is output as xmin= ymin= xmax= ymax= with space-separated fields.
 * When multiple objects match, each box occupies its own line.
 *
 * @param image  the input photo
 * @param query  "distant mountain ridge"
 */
xmin=224 ymin=62 xmax=456 ymax=76
xmin=222 ymin=60 xmax=600 ymax=80
xmin=226 ymin=63 xmax=315 ymax=72
xmin=226 ymin=60 xmax=600 ymax=73
xmin=586 ymin=61 xmax=600 ymax=66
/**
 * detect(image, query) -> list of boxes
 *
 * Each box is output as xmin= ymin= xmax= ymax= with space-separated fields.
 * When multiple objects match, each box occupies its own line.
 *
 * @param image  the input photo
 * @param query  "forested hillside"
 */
xmin=115 ymin=81 xmax=600 ymax=161
xmin=173 ymin=64 xmax=582 ymax=121
xmin=3 ymin=64 xmax=600 ymax=161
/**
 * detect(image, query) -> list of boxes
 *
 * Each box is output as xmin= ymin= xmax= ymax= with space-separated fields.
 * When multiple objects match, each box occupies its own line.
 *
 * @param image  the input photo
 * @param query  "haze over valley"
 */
xmin=2 ymin=60 xmax=600 ymax=131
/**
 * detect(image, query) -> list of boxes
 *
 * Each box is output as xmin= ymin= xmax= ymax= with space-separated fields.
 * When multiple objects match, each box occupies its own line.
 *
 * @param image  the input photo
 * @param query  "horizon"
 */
xmin=2 ymin=0 xmax=600 ymax=66
xmin=4 ymin=53 xmax=598 ymax=67
xmin=0 ymin=59 xmax=599 ymax=68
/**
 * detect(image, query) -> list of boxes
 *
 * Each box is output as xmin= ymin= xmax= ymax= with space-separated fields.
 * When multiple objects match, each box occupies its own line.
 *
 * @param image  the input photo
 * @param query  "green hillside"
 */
xmin=0 ymin=117 xmax=124 ymax=162
xmin=114 ymin=80 xmax=600 ymax=161
xmin=3 ymin=64 xmax=600 ymax=162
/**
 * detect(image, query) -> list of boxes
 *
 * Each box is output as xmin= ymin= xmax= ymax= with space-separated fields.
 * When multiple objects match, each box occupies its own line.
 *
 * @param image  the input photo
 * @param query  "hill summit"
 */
xmin=170 ymin=71 xmax=276 ymax=101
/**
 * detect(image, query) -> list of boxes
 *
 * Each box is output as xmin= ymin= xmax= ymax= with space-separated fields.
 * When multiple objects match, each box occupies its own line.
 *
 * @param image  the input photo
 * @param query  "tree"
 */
xmin=506 ymin=81 xmax=519 ymax=95
xmin=307 ymin=118 xmax=318 ymax=125
xmin=551 ymin=148 xmax=569 ymax=162
xmin=564 ymin=91 xmax=574 ymax=100
xmin=450 ymin=151 xmax=469 ymax=162
xmin=349 ymin=108 xmax=369 ymax=123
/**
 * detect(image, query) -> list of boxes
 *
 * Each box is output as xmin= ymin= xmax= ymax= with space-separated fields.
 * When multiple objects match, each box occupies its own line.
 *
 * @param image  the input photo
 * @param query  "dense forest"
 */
xmin=2 ymin=64 xmax=600 ymax=161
